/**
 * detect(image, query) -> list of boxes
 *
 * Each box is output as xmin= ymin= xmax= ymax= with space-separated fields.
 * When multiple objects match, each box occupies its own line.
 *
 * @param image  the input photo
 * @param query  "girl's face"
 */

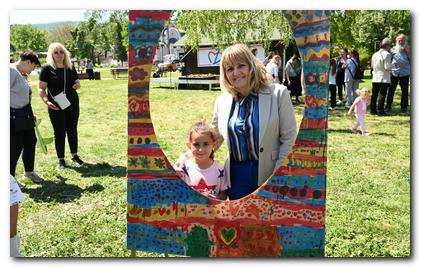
xmin=187 ymin=131 xmax=215 ymax=163
xmin=224 ymin=60 xmax=251 ymax=94
xmin=361 ymin=90 xmax=368 ymax=98
xmin=52 ymin=49 xmax=65 ymax=64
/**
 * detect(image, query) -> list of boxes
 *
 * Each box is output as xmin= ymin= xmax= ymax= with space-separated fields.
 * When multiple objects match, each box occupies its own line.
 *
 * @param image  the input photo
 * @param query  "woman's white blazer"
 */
xmin=211 ymin=83 xmax=297 ymax=187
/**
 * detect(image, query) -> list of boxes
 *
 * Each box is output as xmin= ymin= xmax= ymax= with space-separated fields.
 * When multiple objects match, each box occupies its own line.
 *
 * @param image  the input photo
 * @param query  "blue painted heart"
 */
xmin=208 ymin=50 xmax=221 ymax=65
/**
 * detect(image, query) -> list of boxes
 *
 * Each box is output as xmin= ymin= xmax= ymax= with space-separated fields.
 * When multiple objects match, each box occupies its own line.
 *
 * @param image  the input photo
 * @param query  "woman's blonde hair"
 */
xmin=220 ymin=44 xmax=270 ymax=98
xmin=46 ymin=42 xmax=73 ymax=69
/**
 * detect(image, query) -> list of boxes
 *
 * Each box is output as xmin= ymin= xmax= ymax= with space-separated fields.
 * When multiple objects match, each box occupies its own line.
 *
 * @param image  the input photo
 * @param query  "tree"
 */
xmin=67 ymin=22 xmax=95 ymax=61
xmin=110 ymin=10 xmax=128 ymax=65
xmin=48 ymin=24 xmax=76 ymax=46
xmin=175 ymin=10 xmax=410 ymax=68
xmin=175 ymin=10 xmax=292 ymax=52
xmin=66 ymin=10 xmax=128 ymax=65
xmin=330 ymin=10 xmax=410 ymax=66
xmin=67 ymin=11 xmax=114 ymax=64
xmin=10 ymin=24 xmax=48 ymax=53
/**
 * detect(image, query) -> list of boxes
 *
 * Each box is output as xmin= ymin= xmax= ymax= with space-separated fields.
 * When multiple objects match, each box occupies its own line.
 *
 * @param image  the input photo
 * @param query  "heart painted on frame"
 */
xmin=208 ymin=50 xmax=221 ymax=65
xmin=220 ymin=227 xmax=237 ymax=246
xmin=158 ymin=207 xmax=166 ymax=216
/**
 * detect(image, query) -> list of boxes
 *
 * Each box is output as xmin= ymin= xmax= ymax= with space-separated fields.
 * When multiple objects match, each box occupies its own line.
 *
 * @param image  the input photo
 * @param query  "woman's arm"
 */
xmin=274 ymin=66 xmax=280 ymax=83
xmin=211 ymin=96 xmax=224 ymax=150
xmin=73 ymin=79 xmax=81 ymax=90
xmin=301 ymin=67 xmax=306 ymax=96
xmin=285 ymin=63 xmax=292 ymax=85
xmin=71 ymin=67 xmax=81 ymax=90
xmin=38 ymin=81 xmax=59 ymax=110
xmin=275 ymin=86 xmax=297 ymax=169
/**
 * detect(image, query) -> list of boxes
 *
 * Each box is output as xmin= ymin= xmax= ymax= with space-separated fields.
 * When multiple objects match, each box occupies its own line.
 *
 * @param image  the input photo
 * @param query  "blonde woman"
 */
xmin=212 ymin=43 xmax=297 ymax=199
xmin=38 ymin=42 xmax=84 ymax=170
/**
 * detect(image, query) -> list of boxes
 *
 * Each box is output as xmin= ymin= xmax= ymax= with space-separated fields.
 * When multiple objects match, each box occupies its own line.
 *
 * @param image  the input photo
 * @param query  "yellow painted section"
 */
xmin=303 ymin=48 xmax=330 ymax=61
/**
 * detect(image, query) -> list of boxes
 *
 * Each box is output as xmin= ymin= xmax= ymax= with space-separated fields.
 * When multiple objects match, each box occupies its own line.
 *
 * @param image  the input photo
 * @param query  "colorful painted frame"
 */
xmin=127 ymin=10 xmax=329 ymax=257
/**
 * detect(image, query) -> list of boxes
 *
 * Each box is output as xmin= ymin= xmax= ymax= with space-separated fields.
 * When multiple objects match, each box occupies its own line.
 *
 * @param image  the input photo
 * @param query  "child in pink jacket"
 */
xmin=348 ymin=87 xmax=370 ymax=136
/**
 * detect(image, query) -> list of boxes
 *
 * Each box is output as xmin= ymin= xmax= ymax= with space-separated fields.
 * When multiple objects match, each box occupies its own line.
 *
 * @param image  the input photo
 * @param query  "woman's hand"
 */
xmin=46 ymin=101 xmax=59 ymax=110
xmin=72 ymin=80 xmax=81 ymax=90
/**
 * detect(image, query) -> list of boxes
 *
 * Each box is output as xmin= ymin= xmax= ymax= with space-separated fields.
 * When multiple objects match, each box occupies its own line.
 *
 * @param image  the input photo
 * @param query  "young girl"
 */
xmin=175 ymin=120 xmax=228 ymax=200
xmin=348 ymin=87 xmax=370 ymax=136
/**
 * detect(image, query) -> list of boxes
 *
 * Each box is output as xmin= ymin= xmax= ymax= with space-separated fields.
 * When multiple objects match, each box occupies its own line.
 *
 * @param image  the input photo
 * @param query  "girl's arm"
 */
xmin=173 ymin=151 xmax=193 ymax=172
xmin=347 ymin=98 xmax=359 ymax=115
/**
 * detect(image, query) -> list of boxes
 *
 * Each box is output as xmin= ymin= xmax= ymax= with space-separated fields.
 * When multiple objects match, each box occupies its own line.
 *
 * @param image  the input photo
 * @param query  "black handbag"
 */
xmin=10 ymin=104 xmax=35 ymax=132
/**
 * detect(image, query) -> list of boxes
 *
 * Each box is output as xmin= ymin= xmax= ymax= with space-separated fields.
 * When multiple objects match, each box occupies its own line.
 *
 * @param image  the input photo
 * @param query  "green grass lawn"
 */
xmin=17 ymin=72 xmax=410 ymax=257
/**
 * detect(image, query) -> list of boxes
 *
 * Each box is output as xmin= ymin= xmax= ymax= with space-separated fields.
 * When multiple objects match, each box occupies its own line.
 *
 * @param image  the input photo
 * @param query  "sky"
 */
xmin=9 ymin=9 xmax=86 ymax=25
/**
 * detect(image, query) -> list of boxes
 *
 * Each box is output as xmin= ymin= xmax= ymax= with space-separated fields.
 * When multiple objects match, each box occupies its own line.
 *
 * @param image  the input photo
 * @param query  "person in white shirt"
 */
xmin=370 ymin=38 xmax=392 ymax=115
xmin=265 ymin=55 xmax=281 ymax=84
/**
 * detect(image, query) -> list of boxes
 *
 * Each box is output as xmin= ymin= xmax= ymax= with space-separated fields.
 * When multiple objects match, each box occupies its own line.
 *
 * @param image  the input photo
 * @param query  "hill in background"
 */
xmin=31 ymin=21 xmax=80 ymax=31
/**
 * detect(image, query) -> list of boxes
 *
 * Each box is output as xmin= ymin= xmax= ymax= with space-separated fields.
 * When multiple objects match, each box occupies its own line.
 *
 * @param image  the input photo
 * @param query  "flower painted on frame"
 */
xmin=139 ymin=156 xmax=150 ymax=168
xmin=154 ymin=158 xmax=166 ymax=169
xmin=128 ymin=157 xmax=139 ymax=167
xmin=130 ymin=67 xmax=148 ymax=81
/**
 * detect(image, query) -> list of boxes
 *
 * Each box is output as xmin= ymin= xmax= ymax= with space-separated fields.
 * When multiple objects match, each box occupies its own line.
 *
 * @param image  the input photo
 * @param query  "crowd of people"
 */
xmin=262 ymin=50 xmax=304 ymax=104
xmin=329 ymin=34 xmax=410 ymax=116
xmin=10 ymin=34 xmax=410 ymax=256
xmin=329 ymin=34 xmax=410 ymax=136
xmin=173 ymin=34 xmax=411 ymax=200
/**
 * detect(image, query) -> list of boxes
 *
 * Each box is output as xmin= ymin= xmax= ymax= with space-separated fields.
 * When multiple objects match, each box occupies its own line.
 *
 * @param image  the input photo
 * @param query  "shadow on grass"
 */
xmin=328 ymin=128 xmax=395 ymax=137
xmin=22 ymin=176 xmax=104 ymax=203
xmin=66 ymin=162 xmax=127 ymax=178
